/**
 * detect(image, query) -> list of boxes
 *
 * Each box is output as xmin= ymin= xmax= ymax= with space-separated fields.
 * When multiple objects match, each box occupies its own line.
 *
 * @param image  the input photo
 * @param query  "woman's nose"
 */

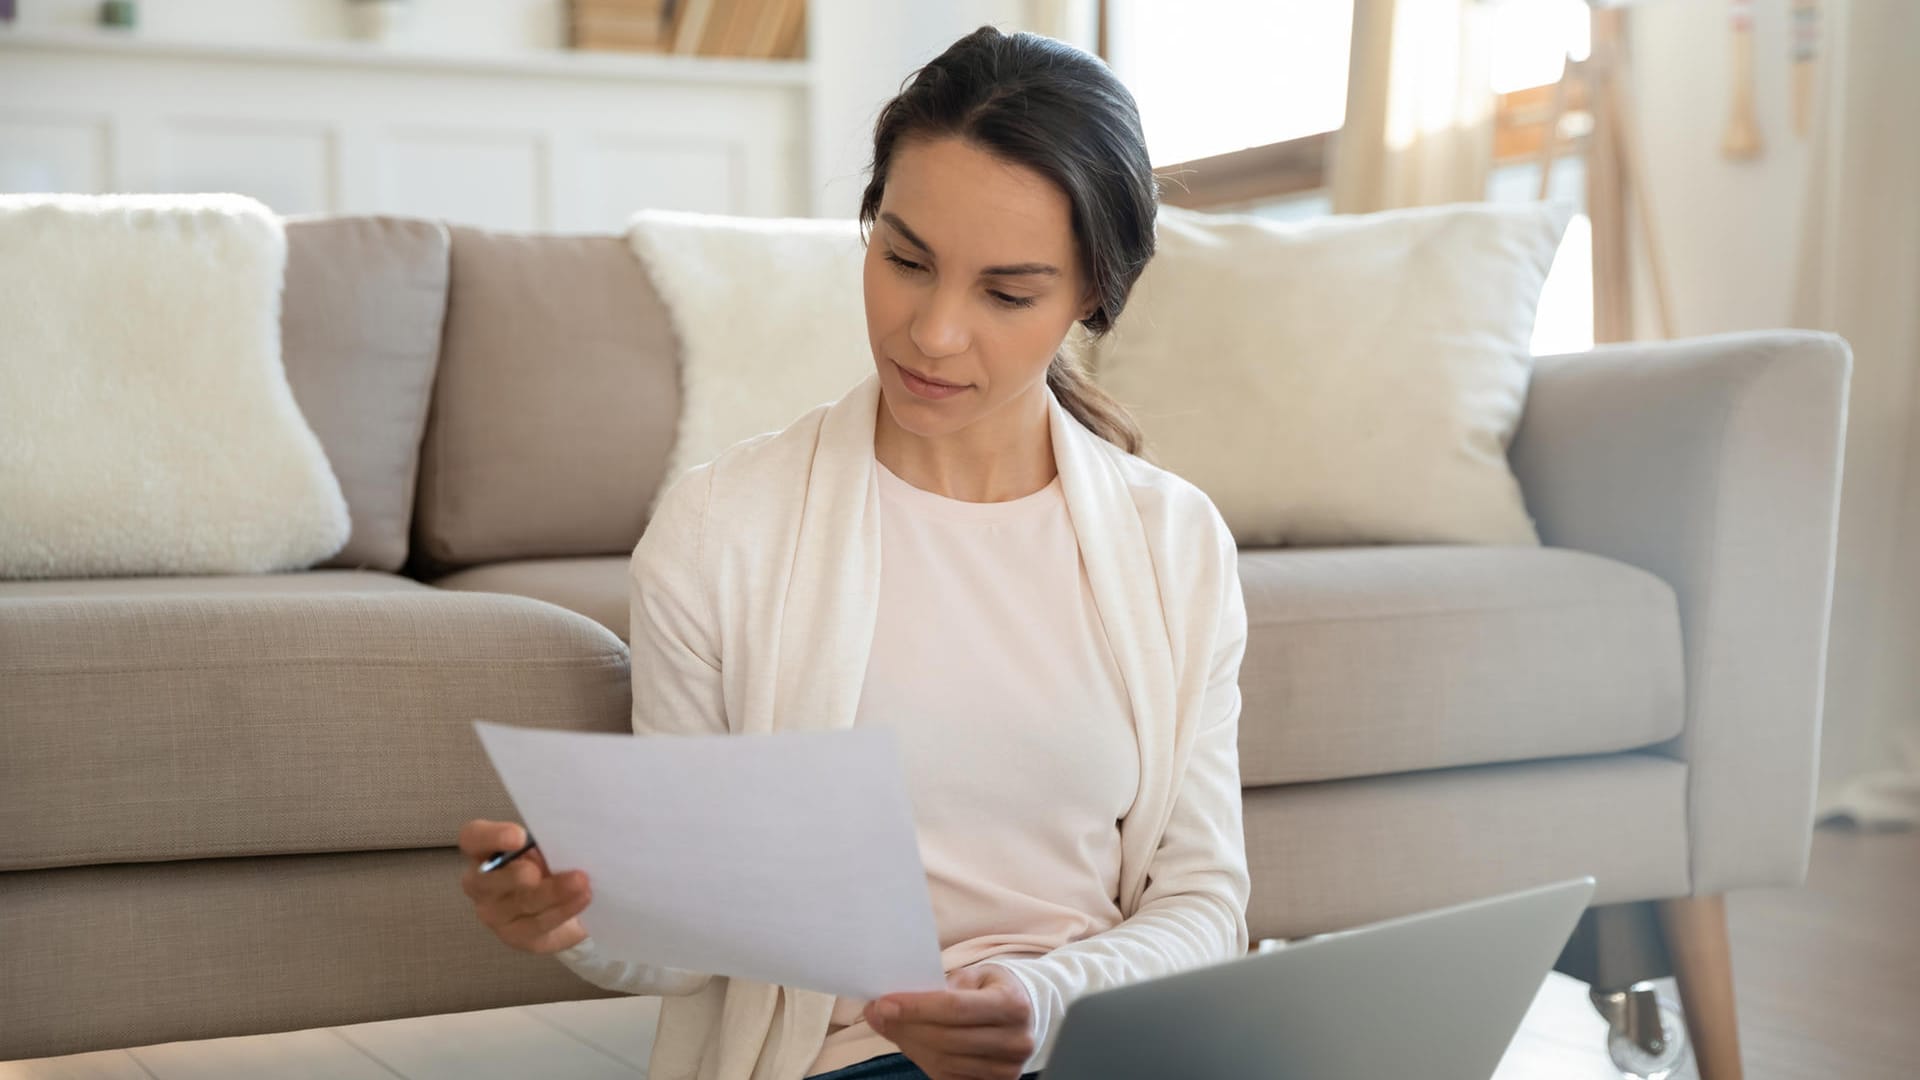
xmin=909 ymin=287 xmax=970 ymax=359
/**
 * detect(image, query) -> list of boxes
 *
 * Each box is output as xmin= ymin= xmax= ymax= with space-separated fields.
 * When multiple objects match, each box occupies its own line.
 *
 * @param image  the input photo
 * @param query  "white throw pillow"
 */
xmin=0 ymin=193 xmax=349 ymax=579
xmin=629 ymin=209 xmax=873 ymax=514
xmin=1095 ymin=201 xmax=1573 ymax=547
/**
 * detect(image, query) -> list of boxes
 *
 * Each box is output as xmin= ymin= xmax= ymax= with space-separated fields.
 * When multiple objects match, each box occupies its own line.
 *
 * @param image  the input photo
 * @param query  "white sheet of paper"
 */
xmin=472 ymin=721 xmax=946 ymax=999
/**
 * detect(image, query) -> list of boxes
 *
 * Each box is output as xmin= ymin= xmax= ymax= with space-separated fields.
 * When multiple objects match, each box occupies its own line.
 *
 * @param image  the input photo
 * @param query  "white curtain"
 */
xmin=1796 ymin=0 xmax=1920 ymax=828
xmin=1331 ymin=0 xmax=1495 ymax=213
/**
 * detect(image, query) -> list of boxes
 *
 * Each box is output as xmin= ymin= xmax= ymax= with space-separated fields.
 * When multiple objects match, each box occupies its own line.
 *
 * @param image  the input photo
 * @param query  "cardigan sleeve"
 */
xmin=975 ymin=518 xmax=1251 ymax=1071
xmin=554 ymin=465 xmax=726 ymax=997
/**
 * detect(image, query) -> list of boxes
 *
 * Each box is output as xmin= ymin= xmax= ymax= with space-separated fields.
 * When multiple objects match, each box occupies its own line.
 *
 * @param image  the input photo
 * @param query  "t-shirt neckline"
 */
xmin=874 ymin=455 xmax=1063 ymax=524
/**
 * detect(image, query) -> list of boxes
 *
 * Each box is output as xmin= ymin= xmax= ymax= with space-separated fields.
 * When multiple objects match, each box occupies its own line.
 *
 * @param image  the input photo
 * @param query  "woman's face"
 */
xmin=864 ymin=135 xmax=1094 ymax=440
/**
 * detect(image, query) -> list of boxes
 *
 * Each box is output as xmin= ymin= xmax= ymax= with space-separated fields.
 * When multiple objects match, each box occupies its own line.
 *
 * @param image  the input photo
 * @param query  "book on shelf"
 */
xmin=569 ymin=0 xmax=671 ymax=52
xmin=714 ymin=0 xmax=770 ymax=57
xmin=670 ymin=0 xmax=805 ymax=59
xmin=751 ymin=0 xmax=804 ymax=59
xmin=670 ymin=0 xmax=714 ymax=55
xmin=770 ymin=0 xmax=805 ymax=59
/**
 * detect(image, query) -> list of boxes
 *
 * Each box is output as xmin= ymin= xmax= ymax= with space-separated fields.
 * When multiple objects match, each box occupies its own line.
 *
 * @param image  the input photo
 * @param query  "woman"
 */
xmin=459 ymin=26 xmax=1249 ymax=1080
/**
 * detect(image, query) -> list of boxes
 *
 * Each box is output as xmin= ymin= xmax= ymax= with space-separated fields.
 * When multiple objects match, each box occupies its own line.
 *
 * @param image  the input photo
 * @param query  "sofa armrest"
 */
xmin=1508 ymin=330 xmax=1851 ymax=895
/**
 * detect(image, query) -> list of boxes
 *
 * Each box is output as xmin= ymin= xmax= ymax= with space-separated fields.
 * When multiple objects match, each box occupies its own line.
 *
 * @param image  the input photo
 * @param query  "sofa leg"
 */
xmin=1655 ymin=893 xmax=1743 ymax=1080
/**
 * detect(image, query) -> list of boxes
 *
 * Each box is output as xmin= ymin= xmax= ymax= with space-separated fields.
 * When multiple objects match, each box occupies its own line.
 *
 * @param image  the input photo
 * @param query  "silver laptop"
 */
xmin=1042 ymin=876 xmax=1596 ymax=1080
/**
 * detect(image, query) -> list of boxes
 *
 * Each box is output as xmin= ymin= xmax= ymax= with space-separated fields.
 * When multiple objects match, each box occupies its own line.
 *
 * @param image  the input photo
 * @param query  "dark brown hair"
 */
xmin=858 ymin=25 xmax=1156 ymax=455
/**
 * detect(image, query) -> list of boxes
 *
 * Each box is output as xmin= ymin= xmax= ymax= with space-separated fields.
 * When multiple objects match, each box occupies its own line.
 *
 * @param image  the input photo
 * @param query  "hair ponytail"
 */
xmin=1048 ymin=353 xmax=1144 ymax=457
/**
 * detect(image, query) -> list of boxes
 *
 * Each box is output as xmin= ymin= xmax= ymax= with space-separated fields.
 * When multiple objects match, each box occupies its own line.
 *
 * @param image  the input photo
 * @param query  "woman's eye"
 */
xmin=886 ymin=250 xmax=1032 ymax=309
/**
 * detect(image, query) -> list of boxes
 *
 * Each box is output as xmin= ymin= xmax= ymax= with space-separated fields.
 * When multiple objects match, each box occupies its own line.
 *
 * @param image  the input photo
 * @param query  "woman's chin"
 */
xmin=879 ymin=384 xmax=967 ymax=437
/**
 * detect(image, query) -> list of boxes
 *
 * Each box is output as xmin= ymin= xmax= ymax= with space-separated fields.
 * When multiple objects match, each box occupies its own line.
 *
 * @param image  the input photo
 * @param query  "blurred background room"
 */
xmin=2 ymin=2 xmax=1915 ymax=1078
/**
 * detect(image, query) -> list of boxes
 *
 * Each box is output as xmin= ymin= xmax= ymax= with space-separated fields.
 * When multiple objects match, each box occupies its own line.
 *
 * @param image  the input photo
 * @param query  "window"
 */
xmin=1104 ymin=0 xmax=1356 ymax=168
xmin=1487 ymin=0 xmax=1593 ymax=353
xmin=1489 ymin=0 xmax=1589 ymax=95
xmin=1103 ymin=0 xmax=1593 ymax=351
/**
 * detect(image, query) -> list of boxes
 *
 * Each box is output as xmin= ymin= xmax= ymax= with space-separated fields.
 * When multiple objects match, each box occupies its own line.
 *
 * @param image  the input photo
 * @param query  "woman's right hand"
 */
xmin=458 ymin=819 xmax=593 ymax=955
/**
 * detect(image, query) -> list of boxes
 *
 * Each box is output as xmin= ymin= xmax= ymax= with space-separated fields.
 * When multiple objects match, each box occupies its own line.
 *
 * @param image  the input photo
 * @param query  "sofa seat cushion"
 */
xmin=432 ymin=556 xmax=631 ymax=643
xmin=1237 ymin=545 xmax=1685 ymax=786
xmin=0 ymin=584 xmax=629 ymax=871
xmin=425 ymin=548 xmax=1683 ymax=789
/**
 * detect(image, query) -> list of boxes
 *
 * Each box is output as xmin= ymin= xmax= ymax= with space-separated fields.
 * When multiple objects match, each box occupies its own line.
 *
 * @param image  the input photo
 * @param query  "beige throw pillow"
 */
xmin=1095 ymin=201 xmax=1573 ymax=547
xmin=627 ymin=209 xmax=873 ymax=516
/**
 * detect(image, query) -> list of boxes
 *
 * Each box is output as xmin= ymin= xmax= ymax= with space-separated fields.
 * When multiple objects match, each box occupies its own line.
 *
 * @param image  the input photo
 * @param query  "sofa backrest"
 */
xmin=283 ymin=216 xmax=450 ymax=573
xmin=408 ymin=225 xmax=682 ymax=575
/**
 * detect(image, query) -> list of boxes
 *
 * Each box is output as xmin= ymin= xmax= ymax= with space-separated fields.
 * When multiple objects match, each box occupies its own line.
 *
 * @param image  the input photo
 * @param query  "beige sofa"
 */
xmin=0 ymin=215 xmax=1850 ymax=1068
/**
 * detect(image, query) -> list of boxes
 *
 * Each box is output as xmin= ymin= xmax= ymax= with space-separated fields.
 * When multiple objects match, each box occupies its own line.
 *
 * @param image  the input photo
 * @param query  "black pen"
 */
xmin=479 ymin=832 xmax=538 ymax=874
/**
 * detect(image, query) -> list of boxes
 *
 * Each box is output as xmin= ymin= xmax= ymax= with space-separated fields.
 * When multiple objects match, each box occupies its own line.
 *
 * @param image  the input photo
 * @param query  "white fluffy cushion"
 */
xmin=0 ymin=194 xmax=349 ymax=579
xmin=628 ymin=209 xmax=872 ymax=513
xmin=1096 ymin=201 xmax=1573 ymax=547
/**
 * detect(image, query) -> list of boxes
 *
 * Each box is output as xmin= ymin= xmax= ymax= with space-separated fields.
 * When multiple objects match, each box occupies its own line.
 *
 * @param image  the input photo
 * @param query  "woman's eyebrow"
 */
xmin=881 ymin=211 xmax=1061 ymax=277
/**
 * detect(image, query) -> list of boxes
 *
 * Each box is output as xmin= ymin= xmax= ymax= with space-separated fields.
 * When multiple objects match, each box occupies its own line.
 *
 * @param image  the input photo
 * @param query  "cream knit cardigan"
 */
xmin=554 ymin=373 xmax=1251 ymax=1080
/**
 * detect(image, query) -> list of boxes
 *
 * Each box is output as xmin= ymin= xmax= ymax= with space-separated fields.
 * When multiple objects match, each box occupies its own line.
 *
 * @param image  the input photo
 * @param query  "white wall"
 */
xmin=1626 ymin=0 xmax=1812 ymax=338
xmin=1 ymin=27 xmax=811 ymax=229
xmin=11 ymin=1 xmax=1105 ymax=218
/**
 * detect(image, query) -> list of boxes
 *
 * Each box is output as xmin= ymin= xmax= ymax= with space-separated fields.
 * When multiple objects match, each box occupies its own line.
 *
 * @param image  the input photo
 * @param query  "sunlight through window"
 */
xmin=1488 ymin=0 xmax=1591 ymax=94
xmin=1107 ymin=0 xmax=1355 ymax=166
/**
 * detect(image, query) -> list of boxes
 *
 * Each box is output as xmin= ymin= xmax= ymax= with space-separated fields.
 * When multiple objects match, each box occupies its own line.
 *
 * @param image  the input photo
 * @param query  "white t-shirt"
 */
xmin=808 ymin=455 xmax=1140 ymax=1077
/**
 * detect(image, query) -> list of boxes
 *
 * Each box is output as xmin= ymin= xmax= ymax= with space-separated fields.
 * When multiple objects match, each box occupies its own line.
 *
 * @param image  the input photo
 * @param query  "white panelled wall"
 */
xmin=0 ymin=1 xmax=1082 ymax=225
xmin=0 ymin=28 xmax=810 ymax=230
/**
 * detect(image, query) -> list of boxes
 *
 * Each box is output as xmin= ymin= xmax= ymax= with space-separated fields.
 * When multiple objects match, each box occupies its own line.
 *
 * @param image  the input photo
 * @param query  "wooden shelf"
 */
xmin=0 ymin=25 xmax=811 ymax=87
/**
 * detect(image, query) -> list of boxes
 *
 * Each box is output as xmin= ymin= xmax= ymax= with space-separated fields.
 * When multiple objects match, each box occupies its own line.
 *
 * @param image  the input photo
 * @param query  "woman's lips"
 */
xmin=895 ymin=360 xmax=970 ymax=400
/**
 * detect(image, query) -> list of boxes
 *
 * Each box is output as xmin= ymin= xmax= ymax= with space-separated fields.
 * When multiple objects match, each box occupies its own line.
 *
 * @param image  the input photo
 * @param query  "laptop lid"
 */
xmin=1042 ymin=876 xmax=1596 ymax=1080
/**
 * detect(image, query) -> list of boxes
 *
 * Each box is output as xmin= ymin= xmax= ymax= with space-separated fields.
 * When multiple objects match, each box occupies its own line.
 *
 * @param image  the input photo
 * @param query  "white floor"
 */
xmin=0 ymin=972 xmax=1695 ymax=1080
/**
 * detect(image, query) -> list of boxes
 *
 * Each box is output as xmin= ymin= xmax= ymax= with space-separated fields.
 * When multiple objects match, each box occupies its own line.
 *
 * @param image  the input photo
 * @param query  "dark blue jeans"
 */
xmin=808 ymin=1052 xmax=1042 ymax=1080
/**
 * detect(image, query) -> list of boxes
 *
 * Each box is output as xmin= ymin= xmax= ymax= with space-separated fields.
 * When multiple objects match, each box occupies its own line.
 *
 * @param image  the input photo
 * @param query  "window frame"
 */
xmin=1102 ymin=1 xmax=1586 ymax=210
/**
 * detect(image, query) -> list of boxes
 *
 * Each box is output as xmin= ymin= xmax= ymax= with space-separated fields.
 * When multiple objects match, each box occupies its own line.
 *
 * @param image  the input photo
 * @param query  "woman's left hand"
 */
xmin=865 ymin=964 xmax=1035 ymax=1080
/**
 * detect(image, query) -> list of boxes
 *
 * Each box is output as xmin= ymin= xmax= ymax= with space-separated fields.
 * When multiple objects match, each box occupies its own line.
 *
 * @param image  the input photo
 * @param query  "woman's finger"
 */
xmin=511 ymin=883 xmax=592 ymax=938
xmin=460 ymin=860 xmax=521 ymax=902
xmin=457 ymin=819 xmax=526 ymax=860
xmin=946 ymin=968 xmax=984 ymax=991
xmin=525 ymin=845 xmax=554 ymax=876
xmin=885 ymin=1020 xmax=1031 ymax=1061
xmin=506 ymin=855 xmax=544 ymax=891
xmin=514 ymin=869 xmax=588 ymax=918
xmin=879 ymin=987 xmax=1027 ymax=1027
xmin=906 ymin=1014 xmax=1029 ymax=1053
